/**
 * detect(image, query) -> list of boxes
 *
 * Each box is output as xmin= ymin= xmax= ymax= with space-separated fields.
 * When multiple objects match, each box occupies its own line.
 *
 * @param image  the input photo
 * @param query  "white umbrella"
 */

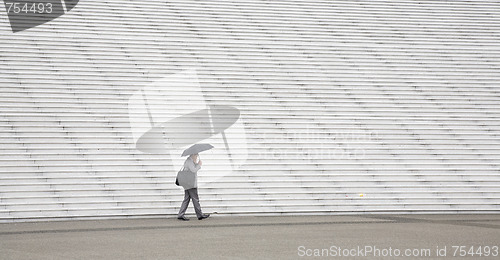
xmin=181 ymin=143 xmax=214 ymax=157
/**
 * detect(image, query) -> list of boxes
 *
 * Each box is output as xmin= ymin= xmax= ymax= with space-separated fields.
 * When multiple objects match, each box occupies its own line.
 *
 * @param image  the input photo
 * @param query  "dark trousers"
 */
xmin=178 ymin=188 xmax=203 ymax=218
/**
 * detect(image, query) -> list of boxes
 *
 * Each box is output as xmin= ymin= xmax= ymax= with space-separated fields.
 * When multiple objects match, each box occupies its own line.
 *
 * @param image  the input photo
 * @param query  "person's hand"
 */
xmin=198 ymin=160 xmax=203 ymax=166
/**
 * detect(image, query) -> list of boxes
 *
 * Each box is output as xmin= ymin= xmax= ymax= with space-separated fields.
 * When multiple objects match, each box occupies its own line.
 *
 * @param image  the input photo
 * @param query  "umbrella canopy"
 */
xmin=181 ymin=143 xmax=214 ymax=157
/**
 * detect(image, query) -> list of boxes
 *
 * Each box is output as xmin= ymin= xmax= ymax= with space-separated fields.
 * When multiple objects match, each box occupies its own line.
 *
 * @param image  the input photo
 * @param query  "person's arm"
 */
xmin=185 ymin=159 xmax=201 ymax=173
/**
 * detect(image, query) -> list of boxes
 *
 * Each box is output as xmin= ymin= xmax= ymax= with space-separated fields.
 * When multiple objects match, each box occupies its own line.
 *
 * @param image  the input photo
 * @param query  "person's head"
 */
xmin=190 ymin=154 xmax=199 ymax=161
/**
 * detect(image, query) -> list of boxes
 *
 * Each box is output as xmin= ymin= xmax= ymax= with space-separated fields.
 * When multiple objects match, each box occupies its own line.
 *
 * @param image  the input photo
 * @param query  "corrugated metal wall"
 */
xmin=1 ymin=0 xmax=499 ymax=222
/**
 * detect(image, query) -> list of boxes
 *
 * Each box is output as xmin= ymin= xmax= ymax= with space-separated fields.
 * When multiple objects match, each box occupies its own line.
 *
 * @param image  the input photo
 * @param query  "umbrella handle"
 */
xmin=221 ymin=130 xmax=234 ymax=169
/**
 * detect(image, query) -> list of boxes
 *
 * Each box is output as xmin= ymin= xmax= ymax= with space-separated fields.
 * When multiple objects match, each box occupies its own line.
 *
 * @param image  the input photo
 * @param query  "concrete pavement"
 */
xmin=1 ymin=214 xmax=499 ymax=259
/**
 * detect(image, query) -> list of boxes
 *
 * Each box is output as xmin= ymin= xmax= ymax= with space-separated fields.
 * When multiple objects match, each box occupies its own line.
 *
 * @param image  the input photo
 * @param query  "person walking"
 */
xmin=177 ymin=153 xmax=210 ymax=221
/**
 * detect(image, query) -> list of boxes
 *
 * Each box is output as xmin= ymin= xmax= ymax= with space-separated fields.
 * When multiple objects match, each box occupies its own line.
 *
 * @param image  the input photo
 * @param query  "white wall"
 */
xmin=0 ymin=0 xmax=499 ymax=222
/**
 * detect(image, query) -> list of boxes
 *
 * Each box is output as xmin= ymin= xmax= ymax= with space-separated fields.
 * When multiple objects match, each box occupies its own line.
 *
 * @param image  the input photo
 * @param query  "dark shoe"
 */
xmin=198 ymin=214 xmax=210 ymax=220
xmin=177 ymin=216 xmax=189 ymax=221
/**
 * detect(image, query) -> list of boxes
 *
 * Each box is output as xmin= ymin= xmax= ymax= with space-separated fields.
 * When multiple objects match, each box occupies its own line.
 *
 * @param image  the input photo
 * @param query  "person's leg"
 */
xmin=177 ymin=189 xmax=191 ymax=218
xmin=187 ymin=188 xmax=203 ymax=219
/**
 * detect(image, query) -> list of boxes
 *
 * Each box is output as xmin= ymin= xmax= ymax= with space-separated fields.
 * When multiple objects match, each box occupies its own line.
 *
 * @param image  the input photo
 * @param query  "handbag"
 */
xmin=176 ymin=166 xmax=196 ymax=189
xmin=175 ymin=166 xmax=183 ymax=186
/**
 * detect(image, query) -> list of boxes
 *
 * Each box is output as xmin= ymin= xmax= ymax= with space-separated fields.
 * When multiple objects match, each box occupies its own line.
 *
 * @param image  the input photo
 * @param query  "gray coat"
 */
xmin=183 ymin=157 xmax=201 ymax=188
